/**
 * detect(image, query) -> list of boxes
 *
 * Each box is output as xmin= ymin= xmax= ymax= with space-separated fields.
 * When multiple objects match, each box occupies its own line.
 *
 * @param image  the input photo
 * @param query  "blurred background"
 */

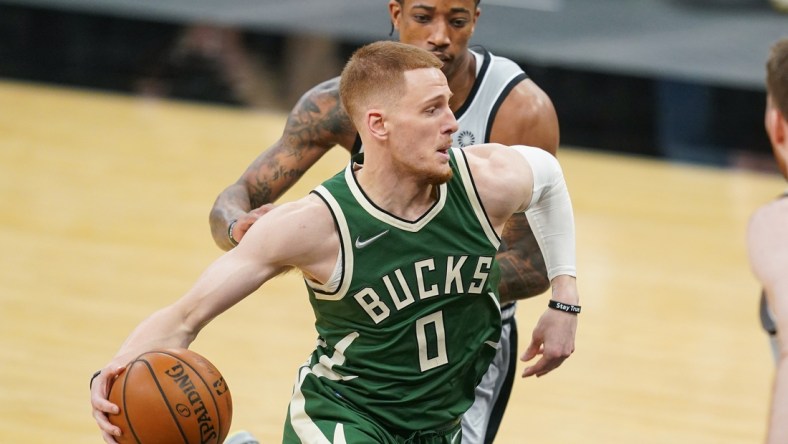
xmin=0 ymin=0 xmax=786 ymax=167
xmin=1 ymin=1 xmax=787 ymax=443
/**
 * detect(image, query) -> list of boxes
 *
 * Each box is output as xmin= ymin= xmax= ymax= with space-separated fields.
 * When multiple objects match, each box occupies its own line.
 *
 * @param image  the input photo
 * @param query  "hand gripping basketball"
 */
xmin=106 ymin=348 xmax=232 ymax=444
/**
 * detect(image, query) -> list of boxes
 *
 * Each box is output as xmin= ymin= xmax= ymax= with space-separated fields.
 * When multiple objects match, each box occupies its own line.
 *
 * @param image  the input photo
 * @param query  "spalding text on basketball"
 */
xmin=165 ymin=363 xmax=219 ymax=444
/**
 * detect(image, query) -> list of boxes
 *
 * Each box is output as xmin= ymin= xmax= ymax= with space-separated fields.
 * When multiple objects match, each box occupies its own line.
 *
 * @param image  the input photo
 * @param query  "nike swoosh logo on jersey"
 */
xmin=354 ymin=230 xmax=389 ymax=249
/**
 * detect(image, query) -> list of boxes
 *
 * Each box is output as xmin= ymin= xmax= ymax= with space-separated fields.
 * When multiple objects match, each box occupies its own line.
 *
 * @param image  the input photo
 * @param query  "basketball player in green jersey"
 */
xmin=747 ymin=37 xmax=788 ymax=444
xmin=210 ymin=2 xmax=562 ymax=441
xmin=90 ymin=41 xmax=579 ymax=444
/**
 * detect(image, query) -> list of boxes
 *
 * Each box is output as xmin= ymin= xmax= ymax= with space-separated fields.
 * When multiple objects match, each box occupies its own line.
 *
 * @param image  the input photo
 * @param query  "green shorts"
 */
xmin=282 ymin=367 xmax=463 ymax=444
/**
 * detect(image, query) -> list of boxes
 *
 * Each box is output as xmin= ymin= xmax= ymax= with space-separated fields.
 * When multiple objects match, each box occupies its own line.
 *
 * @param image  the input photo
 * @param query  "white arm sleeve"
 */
xmin=512 ymin=145 xmax=577 ymax=280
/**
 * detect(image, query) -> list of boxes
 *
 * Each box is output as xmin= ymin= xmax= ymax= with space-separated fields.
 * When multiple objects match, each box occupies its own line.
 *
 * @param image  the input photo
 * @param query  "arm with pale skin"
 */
xmin=464 ymin=143 xmax=578 ymax=378
xmin=747 ymin=199 xmax=788 ymax=444
xmin=209 ymin=77 xmax=356 ymax=250
xmin=491 ymin=79 xmax=560 ymax=303
xmin=92 ymin=196 xmax=338 ymax=444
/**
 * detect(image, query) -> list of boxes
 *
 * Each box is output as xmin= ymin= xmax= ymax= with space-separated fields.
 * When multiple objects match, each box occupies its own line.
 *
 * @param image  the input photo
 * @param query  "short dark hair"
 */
xmin=766 ymin=38 xmax=788 ymax=117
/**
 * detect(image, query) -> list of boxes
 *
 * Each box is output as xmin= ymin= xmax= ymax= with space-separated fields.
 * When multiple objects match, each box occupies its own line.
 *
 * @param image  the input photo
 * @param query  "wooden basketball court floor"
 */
xmin=0 ymin=78 xmax=782 ymax=443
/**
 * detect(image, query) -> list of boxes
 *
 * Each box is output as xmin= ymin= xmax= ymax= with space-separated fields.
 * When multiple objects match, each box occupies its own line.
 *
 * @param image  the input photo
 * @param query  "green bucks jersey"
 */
xmin=304 ymin=148 xmax=502 ymax=432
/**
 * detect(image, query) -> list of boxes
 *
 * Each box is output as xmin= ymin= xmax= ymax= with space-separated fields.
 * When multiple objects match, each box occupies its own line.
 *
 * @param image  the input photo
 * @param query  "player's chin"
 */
xmin=426 ymin=165 xmax=453 ymax=185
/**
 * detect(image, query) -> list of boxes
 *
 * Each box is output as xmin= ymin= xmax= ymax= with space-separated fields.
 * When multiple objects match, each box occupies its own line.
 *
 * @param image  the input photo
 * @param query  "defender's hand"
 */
xmin=231 ymin=203 xmax=277 ymax=245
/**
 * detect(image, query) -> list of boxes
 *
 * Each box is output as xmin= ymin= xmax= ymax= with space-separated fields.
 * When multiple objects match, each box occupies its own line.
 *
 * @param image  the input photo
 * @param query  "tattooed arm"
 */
xmin=496 ymin=213 xmax=550 ymax=304
xmin=210 ymin=77 xmax=357 ymax=250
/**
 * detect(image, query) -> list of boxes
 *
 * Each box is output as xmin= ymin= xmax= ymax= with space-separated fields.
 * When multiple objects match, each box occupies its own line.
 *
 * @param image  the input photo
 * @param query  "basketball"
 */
xmin=107 ymin=348 xmax=232 ymax=444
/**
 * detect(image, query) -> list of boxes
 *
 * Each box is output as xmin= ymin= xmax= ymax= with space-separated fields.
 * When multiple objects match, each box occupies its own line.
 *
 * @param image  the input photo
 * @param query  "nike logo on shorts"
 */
xmin=354 ymin=230 xmax=389 ymax=249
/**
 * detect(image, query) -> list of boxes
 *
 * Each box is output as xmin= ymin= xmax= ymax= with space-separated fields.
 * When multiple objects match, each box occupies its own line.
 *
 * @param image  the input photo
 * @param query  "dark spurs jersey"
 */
xmin=305 ymin=148 xmax=503 ymax=432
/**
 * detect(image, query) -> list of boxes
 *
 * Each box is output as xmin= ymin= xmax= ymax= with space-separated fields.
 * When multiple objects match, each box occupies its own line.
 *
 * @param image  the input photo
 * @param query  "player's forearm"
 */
xmin=496 ymin=251 xmax=549 ymax=303
xmin=113 ymin=307 xmax=197 ymax=365
xmin=496 ymin=214 xmax=549 ymax=303
xmin=209 ymin=183 xmax=253 ymax=251
xmin=548 ymin=274 xmax=579 ymax=305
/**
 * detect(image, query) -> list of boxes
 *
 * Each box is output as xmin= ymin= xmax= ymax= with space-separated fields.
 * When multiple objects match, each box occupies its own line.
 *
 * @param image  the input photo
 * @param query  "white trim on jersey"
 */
xmin=344 ymin=162 xmax=448 ymax=232
xmin=290 ymin=366 xmax=332 ymax=444
xmin=451 ymin=148 xmax=502 ymax=250
xmin=308 ymin=185 xmax=354 ymax=300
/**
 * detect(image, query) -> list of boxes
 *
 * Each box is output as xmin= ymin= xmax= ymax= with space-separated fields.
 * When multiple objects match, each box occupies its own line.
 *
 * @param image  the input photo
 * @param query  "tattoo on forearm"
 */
xmin=497 ymin=253 xmax=548 ymax=302
xmin=496 ymin=214 xmax=549 ymax=302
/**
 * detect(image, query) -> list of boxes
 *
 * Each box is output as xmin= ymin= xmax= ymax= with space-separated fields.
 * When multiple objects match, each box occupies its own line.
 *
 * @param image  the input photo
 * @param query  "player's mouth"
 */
xmin=431 ymin=51 xmax=450 ymax=62
xmin=437 ymin=144 xmax=451 ymax=160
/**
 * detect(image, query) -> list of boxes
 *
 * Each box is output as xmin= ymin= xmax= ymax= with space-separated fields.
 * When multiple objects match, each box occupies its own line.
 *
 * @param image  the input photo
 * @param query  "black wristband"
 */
xmin=548 ymin=300 xmax=581 ymax=315
xmin=228 ymin=219 xmax=239 ymax=247
xmin=89 ymin=370 xmax=102 ymax=389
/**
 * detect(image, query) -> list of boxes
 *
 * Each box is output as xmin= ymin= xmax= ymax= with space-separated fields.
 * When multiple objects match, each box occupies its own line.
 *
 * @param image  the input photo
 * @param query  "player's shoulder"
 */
xmin=307 ymin=76 xmax=342 ymax=96
xmin=502 ymin=77 xmax=553 ymax=115
xmin=483 ymin=50 xmax=551 ymax=118
xmin=750 ymin=196 xmax=788 ymax=227
xmin=291 ymin=76 xmax=343 ymax=114
xmin=274 ymin=194 xmax=333 ymax=223
xmin=484 ymin=53 xmax=558 ymax=152
xmin=255 ymin=195 xmax=336 ymax=247
xmin=461 ymin=143 xmax=530 ymax=179
xmin=748 ymin=196 xmax=788 ymax=254
xmin=286 ymin=76 xmax=356 ymax=149
xmin=486 ymin=51 xmax=522 ymax=72
xmin=459 ymin=142 xmax=507 ymax=159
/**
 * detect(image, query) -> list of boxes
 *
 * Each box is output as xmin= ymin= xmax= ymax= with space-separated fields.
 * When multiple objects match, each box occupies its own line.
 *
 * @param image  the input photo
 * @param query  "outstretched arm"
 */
xmin=92 ymin=196 xmax=337 ymax=443
xmin=209 ymin=77 xmax=356 ymax=250
xmin=89 ymin=237 xmax=284 ymax=442
xmin=747 ymin=200 xmax=788 ymax=444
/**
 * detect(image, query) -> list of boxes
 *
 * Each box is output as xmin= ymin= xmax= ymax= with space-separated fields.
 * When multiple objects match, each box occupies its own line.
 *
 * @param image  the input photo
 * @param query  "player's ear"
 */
xmin=389 ymin=0 xmax=402 ymax=32
xmin=774 ymin=111 xmax=788 ymax=160
xmin=367 ymin=111 xmax=387 ymax=140
xmin=765 ymin=98 xmax=787 ymax=151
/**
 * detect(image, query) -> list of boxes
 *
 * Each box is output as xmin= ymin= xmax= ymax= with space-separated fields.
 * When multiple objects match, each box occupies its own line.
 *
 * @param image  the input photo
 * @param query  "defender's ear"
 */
xmin=472 ymin=3 xmax=481 ymax=34
xmin=389 ymin=1 xmax=402 ymax=33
